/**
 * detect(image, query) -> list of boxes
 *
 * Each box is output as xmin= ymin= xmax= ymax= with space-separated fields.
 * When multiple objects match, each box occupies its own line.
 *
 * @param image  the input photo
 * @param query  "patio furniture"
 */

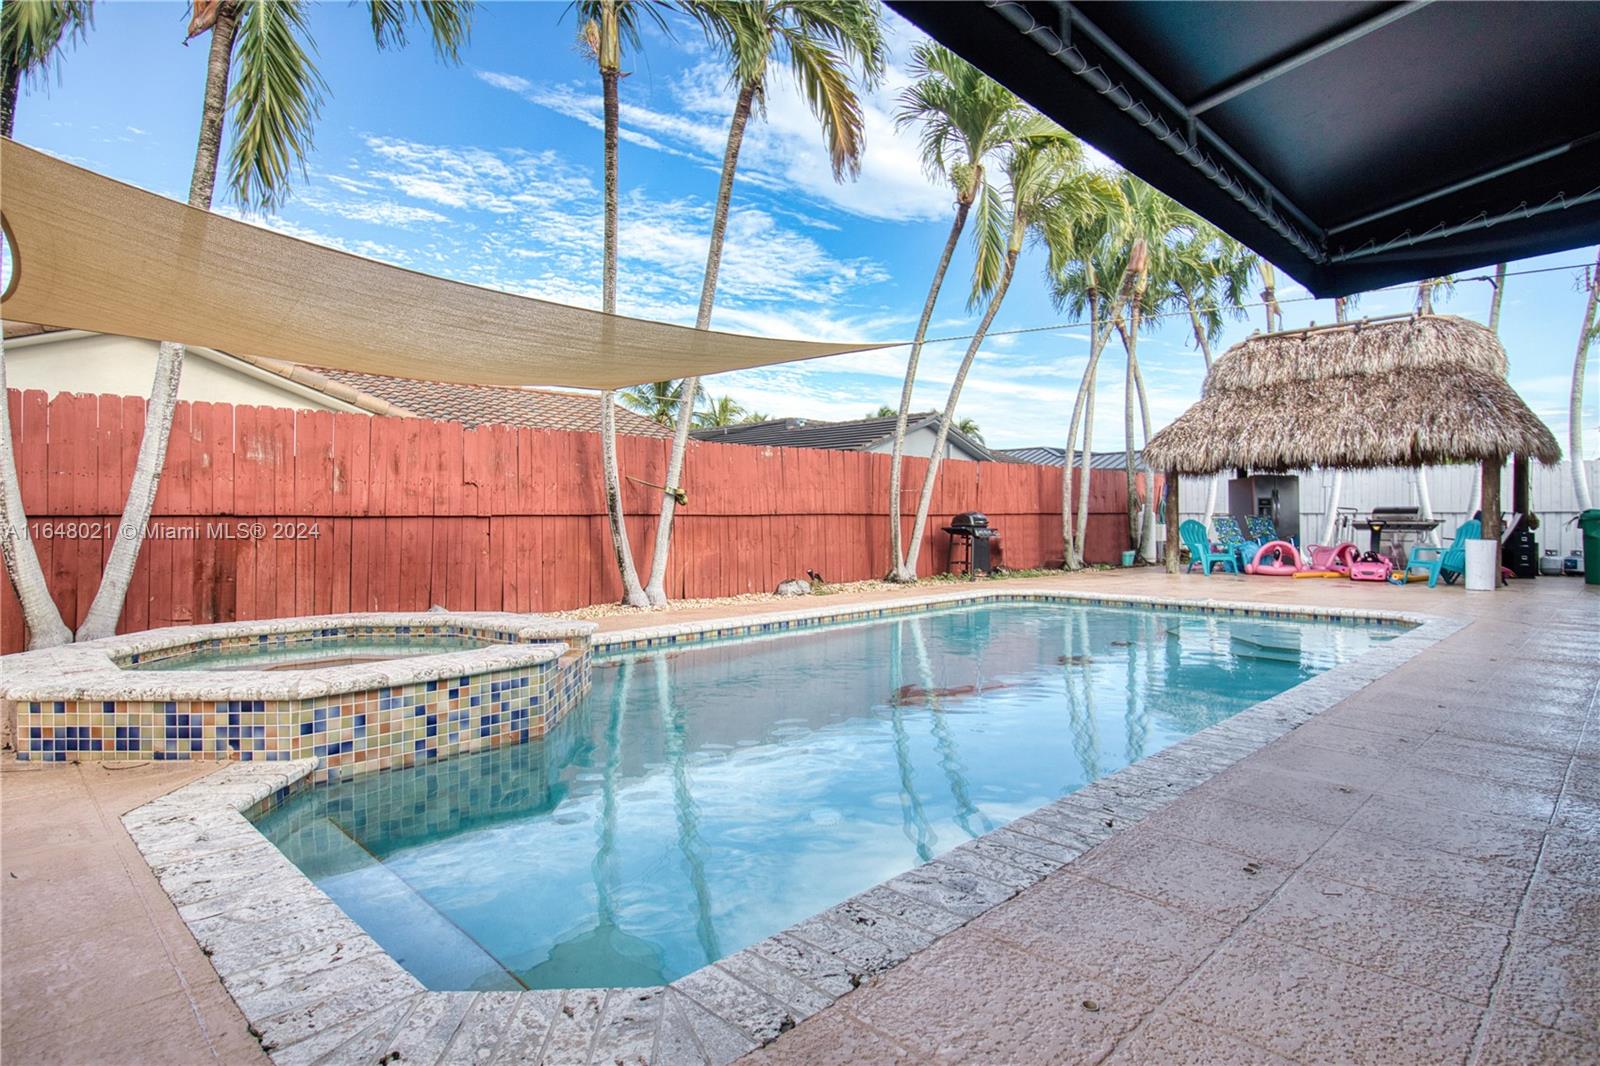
xmin=1406 ymin=520 xmax=1481 ymax=587
xmin=1180 ymin=520 xmax=1238 ymax=575
xmin=1212 ymin=516 xmax=1255 ymax=568
xmin=1244 ymin=514 xmax=1297 ymax=548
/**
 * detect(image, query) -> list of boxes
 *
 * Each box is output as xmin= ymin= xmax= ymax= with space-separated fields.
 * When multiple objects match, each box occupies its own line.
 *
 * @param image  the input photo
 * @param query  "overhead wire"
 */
xmin=895 ymin=257 xmax=1599 ymax=349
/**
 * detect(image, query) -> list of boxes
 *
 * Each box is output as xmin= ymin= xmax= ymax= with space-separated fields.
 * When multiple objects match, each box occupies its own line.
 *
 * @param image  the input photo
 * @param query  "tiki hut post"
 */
xmin=1164 ymin=471 xmax=1181 ymax=573
xmin=1481 ymin=454 xmax=1504 ymax=548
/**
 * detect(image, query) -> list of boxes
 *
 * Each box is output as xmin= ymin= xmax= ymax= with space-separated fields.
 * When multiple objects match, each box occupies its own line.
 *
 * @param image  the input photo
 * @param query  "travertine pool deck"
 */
xmin=2 ymin=570 xmax=1595 ymax=1065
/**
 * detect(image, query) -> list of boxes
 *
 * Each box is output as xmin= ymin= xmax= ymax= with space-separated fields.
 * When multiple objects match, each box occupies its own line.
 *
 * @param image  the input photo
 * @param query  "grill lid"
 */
xmin=949 ymin=511 xmax=989 ymax=529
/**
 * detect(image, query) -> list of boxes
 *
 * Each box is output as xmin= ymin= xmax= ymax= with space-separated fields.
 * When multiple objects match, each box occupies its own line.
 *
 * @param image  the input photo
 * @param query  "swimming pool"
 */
xmin=252 ymin=600 xmax=1402 ymax=991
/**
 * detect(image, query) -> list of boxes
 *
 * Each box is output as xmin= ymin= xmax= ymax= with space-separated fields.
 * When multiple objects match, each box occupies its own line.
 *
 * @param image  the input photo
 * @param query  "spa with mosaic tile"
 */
xmin=0 ymin=612 xmax=596 ymax=783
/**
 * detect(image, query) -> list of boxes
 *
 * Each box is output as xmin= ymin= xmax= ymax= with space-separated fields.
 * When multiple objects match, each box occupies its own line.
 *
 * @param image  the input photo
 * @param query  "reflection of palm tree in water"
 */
xmin=533 ymin=660 xmax=668 ymax=988
xmin=888 ymin=622 xmax=938 ymax=862
xmin=1123 ymin=613 xmax=1149 ymax=762
xmin=1065 ymin=610 xmax=1100 ymax=781
xmin=653 ymin=654 xmax=721 ymax=965
xmin=907 ymin=617 xmax=993 ymax=837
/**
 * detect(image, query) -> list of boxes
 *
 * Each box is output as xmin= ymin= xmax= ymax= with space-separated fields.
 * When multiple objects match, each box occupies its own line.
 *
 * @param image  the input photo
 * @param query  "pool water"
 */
xmin=131 ymin=634 xmax=493 ymax=671
xmin=253 ymin=602 xmax=1401 ymax=991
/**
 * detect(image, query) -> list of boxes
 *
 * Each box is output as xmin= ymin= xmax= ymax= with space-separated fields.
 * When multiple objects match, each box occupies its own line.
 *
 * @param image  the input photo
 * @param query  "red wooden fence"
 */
xmin=2 ymin=390 xmax=1133 ymax=652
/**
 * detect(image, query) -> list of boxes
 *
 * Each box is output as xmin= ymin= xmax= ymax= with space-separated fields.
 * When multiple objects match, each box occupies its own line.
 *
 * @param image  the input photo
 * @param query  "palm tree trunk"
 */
xmin=1072 ymin=264 xmax=1144 ymax=567
xmin=1130 ymin=343 xmax=1155 ymax=560
xmin=1060 ymin=293 xmax=1100 ymax=569
xmin=1487 ymin=263 xmax=1507 ymax=333
xmin=1184 ymin=297 xmax=1223 ymax=525
xmin=595 ymin=57 xmax=647 ymax=607
xmin=0 ymin=341 xmax=72 ymax=647
xmin=1073 ymin=355 xmax=1099 ymax=568
xmin=888 ymin=197 xmax=972 ymax=583
xmin=900 ymin=249 xmax=1019 ymax=576
xmin=0 ymin=66 xmax=21 ymax=140
xmin=645 ymin=80 xmax=756 ymax=605
xmin=1259 ymin=262 xmax=1282 ymax=331
xmin=1571 ymin=250 xmax=1599 ymax=512
xmin=1119 ymin=323 xmax=1138 ymax=551
xmin=76 ymin=7 xmax=240 ymax=641
xmin=187 ymin=5 xmax=239 ymax=213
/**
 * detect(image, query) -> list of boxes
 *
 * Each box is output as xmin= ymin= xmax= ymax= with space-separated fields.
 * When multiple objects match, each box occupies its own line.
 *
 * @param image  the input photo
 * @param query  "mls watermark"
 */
xmin=23 ymin=520 xmax=322 ymax=541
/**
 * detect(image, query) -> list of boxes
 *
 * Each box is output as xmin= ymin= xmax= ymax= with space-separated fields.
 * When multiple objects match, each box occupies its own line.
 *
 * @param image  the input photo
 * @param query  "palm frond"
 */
xmin=226 ymin=0 xmax=327 ymax=211
xmin=780 ymin=28 xmax=863 ymax=180
xmin=367 ymin=0 xmax=475 ymax=62
xmin=1 ymin=0 xmax=92 ymax=86
xmin=968 ymin=171 xmax=1008 ymax=308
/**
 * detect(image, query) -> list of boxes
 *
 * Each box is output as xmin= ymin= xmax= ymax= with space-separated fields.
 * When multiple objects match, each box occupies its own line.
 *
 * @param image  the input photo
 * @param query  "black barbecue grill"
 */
xmin=943 ymin=511 xmax=1000 ymax=577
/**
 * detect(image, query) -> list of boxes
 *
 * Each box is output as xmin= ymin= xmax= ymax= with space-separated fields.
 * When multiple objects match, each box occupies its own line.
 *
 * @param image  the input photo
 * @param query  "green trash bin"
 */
xmin=1580 ymin=509 xmax=1600 ymax=586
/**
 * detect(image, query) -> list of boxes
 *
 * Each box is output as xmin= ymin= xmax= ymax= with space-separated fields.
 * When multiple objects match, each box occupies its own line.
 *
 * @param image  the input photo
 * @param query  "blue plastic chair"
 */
xmin=1407 ymin=519 xmax=1481 ymax=587
xmin=1212 ymin=516 xmax=1254 ymax=568
xmin=1181 ymin=520 xmax=1239 ymax=575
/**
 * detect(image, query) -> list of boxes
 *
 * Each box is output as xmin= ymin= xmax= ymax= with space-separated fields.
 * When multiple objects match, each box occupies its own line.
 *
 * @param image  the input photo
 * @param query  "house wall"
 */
xmin=4 ymin=333 xmax=353 ymax=413
xmin=1 ymin=390 xmax=1133 ymax=653
xmin=861 ymin=424 xmax=981 ymax=461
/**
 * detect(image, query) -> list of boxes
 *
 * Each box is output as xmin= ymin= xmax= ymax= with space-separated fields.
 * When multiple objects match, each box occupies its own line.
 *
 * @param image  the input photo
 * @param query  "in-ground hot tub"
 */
xmin=1 ymin=613 xmax=596 ymax=783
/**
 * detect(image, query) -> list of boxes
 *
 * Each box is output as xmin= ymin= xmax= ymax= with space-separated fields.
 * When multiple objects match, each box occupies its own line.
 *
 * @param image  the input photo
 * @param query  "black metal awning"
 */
xmin=889 ymin=1 xmax=1600 ymax=297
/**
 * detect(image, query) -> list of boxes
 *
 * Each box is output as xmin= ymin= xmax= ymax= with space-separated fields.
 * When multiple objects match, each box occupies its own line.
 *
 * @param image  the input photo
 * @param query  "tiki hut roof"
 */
xmin=1143 ymin=314 xmax=1562 ymax=476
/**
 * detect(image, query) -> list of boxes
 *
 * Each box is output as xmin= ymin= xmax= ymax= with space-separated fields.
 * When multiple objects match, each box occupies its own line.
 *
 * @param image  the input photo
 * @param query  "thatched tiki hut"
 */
xmin=1145 ymin=314 xmax=1562 ymax=576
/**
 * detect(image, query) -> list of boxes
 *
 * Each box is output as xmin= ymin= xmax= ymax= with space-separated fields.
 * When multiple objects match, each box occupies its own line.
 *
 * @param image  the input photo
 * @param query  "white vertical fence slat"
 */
xmin=1178 ymin=460 xmax=1599 ymax=557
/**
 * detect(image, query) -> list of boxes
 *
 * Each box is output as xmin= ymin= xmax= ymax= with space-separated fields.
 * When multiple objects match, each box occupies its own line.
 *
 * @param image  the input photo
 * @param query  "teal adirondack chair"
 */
xmin=1212 ymin=515 xmax=1255 ymax=568
xmin=1407 ymin=519 xmax=1481 ymax=587
xmin=1180 ymin=520 xmax=1239 ymax=575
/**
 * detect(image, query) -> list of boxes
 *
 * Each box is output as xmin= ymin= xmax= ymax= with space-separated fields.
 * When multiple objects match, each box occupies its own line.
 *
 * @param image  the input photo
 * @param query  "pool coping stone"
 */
xmin=119 ymin=588 xmax=1461 ymax=1065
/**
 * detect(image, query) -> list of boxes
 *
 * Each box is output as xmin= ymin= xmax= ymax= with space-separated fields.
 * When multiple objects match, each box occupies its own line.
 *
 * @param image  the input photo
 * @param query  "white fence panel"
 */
xmin=1178 ymin=460 xmax=1598 ymax=557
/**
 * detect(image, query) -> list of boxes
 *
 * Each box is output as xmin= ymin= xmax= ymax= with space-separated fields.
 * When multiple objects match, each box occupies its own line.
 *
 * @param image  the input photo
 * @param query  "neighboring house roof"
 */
xmin=692 ymin=412 xmax=996 ymax=461
xmin=304 ymin=366 xmax=673 ymax=437
xmin=995 ymin=447 xmax=1148 ymax=471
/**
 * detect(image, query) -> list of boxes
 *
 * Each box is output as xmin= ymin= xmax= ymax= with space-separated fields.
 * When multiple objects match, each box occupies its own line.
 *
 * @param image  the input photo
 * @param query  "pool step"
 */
xmin=277 ymin=816 xmax=524 ymax=991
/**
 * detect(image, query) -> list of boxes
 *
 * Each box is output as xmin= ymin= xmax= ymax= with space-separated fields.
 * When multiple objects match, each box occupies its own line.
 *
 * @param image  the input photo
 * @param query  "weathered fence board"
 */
xmin=2 ymin=390 xmax=1132 ymax=652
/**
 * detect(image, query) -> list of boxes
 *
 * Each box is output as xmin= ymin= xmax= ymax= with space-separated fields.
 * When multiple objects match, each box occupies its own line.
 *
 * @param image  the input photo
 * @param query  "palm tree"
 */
xmin=954 ymin=416 xmax=983 ymax=443
xmin=898 ymin=122 xmax=1111 ymax=579
xmin=1167 ymin=223 xmax=1254 ymax=525
xmin=622 ymin=380 xmax=685 ymax=425
xmin=884 ymin=42 xmax=1018 ymax=581
xmin=72 ymin=0 xmax=474 ymax=643
xmin=577 ymin=0 xmax=666 ymax=609
xmin=1048 ymin=190 xmax=1143 ymax=570
xmin=1571 ymin=248 xmax=1599 ymax=511
xmin=739 ymin=408 xmax=771 ymax=424
xmin=645 ymin=0 xmax=885 ymax=605
xmin=695 ymin=394 xmax=747 ymax=428
xmin=1106 ymin=179 xmax=1202 ymax=560
xmin=871 ymin=404 xmax=896 ymax=418
xmin=0 ymin=0 xmax=93 ymax=646
xmin=0 ymin=0 xmax=92 ymax=138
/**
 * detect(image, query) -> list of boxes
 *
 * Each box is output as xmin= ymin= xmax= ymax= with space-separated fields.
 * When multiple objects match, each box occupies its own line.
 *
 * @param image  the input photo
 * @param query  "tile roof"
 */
xmin=692 ymin=412 xmax=995 ymax=460
xmin=305 ymin=367 xmax=674 ymax=437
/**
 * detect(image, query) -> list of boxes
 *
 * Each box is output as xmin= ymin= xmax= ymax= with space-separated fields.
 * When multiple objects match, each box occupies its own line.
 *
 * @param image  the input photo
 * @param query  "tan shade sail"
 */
xmin=0 ymin=140 xmax=890 ymax=389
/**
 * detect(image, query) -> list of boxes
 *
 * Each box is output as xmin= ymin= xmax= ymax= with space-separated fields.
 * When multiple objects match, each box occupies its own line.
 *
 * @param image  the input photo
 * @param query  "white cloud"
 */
xmin=476 ymin=18 xmax=956 ymax=225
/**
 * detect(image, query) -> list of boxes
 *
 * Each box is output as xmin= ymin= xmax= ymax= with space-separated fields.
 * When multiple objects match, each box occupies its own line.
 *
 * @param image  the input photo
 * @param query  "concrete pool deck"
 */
xmin=2 ymin=570 xmax=1596 ymax=1064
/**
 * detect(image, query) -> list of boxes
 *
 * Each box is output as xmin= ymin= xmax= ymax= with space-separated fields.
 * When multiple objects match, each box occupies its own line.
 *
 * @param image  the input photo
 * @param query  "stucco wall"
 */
xmin=5 ymin=333 xmax=352 ymax=412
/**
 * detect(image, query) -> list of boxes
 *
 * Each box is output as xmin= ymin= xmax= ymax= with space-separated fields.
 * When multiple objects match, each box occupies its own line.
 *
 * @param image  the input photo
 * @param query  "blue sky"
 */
xmin=10 ymin=2 xmax=1597 ymax=453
